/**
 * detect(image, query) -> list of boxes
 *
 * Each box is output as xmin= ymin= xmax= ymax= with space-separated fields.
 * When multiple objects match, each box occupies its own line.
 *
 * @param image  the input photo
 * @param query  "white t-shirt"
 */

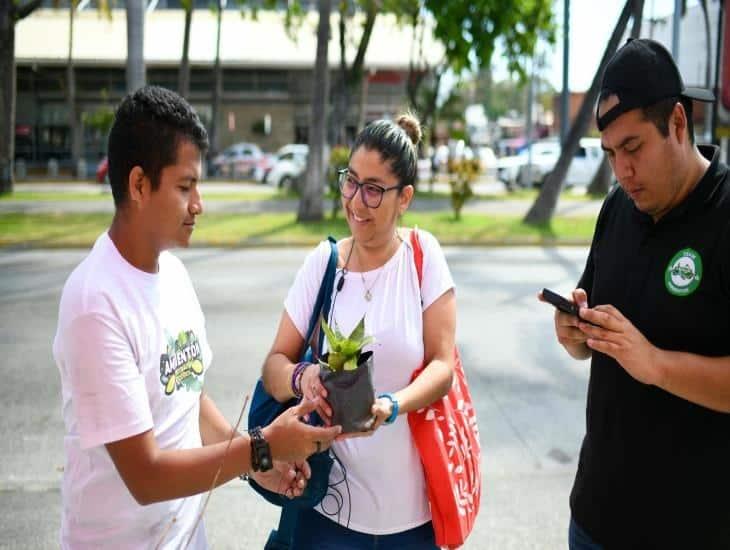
xmin=284 ymin=229 xmax=455 ymax=535
xmin=53 ymin=232 xmax=213 ymax=549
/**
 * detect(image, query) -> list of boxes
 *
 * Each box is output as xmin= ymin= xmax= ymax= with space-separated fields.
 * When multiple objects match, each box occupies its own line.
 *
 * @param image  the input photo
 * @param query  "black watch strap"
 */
xmin=249 ymin=426 xmax=272 ymax=472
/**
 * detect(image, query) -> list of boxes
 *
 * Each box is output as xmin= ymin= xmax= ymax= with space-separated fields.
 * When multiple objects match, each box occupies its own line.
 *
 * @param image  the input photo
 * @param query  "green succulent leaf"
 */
xmin=338 ymin=340 xmax=361 ymax=356
xmin=327 ymin=353 xmax=346 ymax=371
xmin=358 ymin=336 xmax=375 ymax=348
xmin=319 ymin=314 xmax=373 ymax=372
xmin=320 ymin=316 xmax=339 ymax=345
xmin=349 ymin=317 xmax=365 ymax=342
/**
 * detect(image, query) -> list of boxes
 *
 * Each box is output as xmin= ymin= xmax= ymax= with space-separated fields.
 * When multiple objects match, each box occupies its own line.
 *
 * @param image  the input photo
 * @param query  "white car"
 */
xmin=498 ymin=138 xmax=603 ymax=188
xmin=211 ymin=142 xmax=263 ymax=178
xmin=265 ymin=145 xmax=308 ymax=189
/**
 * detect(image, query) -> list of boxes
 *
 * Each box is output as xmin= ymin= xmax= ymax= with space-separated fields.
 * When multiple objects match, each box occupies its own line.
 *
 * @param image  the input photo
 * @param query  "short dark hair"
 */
xmin=107 ymin=85 xmax=209 ymax=207
xmin=351 ymin=114 xmax=422 ymax=189
xmin=640 ymin=96 xmax=695 ymax=145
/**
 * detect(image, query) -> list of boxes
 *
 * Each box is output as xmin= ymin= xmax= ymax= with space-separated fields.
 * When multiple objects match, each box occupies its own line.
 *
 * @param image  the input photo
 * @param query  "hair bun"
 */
xmin=396 ymin=113 xmax=422 ymax=146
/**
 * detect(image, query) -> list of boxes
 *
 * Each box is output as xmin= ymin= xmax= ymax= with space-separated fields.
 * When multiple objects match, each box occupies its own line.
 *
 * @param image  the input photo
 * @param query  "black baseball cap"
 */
xmin=596 ymin=38 xmax=715 ymax=131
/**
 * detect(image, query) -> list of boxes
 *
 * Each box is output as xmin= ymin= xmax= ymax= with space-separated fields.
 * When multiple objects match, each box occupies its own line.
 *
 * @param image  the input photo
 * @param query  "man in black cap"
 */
xmin=544 ymin=38 xmax=730 ymax=548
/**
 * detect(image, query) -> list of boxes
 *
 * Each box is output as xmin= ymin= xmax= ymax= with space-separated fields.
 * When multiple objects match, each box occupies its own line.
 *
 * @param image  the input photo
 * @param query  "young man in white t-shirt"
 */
xmin=53 ymin=86 xmax=341 ymax=549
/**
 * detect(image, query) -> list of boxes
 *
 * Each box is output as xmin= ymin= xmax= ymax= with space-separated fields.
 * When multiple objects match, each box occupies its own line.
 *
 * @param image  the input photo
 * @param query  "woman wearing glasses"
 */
xmin=261 ymin=114 xmax=456 ymax=549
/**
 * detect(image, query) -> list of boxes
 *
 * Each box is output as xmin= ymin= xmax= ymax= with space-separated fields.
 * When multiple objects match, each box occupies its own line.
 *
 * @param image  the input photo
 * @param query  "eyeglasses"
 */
xmin=337 ymin=169 xmax=400 ymax=209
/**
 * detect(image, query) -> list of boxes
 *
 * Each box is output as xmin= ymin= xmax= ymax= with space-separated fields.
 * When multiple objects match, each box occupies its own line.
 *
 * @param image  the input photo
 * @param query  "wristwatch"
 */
xmin=249 ymin=426 xmax=273 ymax=472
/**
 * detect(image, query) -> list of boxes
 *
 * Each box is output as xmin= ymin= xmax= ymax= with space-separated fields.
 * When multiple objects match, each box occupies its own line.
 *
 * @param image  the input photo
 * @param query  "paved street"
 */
xmin=0 ymin=244 xmax=592 ymax=549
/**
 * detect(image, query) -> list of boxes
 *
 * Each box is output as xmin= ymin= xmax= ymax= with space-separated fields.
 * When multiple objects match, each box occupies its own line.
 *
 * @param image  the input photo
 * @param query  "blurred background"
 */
xmin=4 ymin=1 xmax=728 ymax=214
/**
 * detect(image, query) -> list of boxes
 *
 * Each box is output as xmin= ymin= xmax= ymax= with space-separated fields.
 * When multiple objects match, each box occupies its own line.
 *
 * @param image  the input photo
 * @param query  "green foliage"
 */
xmin=447 ymin=158 xmax=479 ymax=220
xmin=82 ymin=107 xmax=115 ymax=134
xmin=320 ymin=315 xmax=374 ymax=372
xmin=423 ymin=0 xmax=555 ymax=78
xmin=329 ymin=145 xmax=350 ymax=173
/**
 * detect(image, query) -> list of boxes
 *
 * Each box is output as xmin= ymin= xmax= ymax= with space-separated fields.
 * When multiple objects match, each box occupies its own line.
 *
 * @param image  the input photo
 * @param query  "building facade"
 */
xmin=14 ymin=7 xmax=442 ymax=170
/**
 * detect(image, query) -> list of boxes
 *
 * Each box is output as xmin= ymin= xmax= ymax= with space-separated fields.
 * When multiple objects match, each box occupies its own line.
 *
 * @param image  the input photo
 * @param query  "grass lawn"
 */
xmin=0 ymin=211 xmax=597 ymax=248
xmin=0 ymin=190 xmax=296 ymax=202
xmin=0 ymin=182 xmax=597 ymax=204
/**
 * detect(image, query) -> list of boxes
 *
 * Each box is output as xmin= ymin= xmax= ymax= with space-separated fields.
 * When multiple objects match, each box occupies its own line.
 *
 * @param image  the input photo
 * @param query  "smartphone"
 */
xmin=541 ymin=288 xmax=580 ymax=317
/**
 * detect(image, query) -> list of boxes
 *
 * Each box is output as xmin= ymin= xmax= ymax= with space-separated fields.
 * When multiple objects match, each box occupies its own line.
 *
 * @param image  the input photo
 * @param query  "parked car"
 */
xmin=211 ymin=142 xmax=263 ymax=178
xmin=265 ymin=145 xmax=309 ymax=189
xmin=498 ymin=138 xmax=603 ymax=189
xmin=255 ymin=144 xmax=309 ymax=183
xmin=477 ymin=146 xmax=497 ymax=178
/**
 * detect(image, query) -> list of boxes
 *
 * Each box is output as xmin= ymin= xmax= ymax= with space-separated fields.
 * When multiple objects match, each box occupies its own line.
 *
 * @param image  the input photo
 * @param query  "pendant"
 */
xmin=365 ymin=289 xmax=372 ymax=301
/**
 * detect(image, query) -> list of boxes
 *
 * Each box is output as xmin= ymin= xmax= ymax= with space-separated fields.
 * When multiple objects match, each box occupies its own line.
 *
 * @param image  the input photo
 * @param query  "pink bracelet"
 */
xmin=291 ymin=362 xmax=309 ymax=398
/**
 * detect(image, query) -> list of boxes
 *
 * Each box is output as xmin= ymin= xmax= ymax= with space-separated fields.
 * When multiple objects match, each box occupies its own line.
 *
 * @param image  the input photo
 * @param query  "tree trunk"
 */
xmin=330 ymin=2 xmax=377 ymax=145
xmin=126 ymin=0 xmax=146 ymax=93
xmin=524 ymin=0 xmax=636 ymax=225
xmin=0 ymin=0 xmax=16 ymax=194
xmin=348 ymin=1 xmax=376 ymax=134
xmin=0 ymin=0 xmax=42 ymax=194
xmin=210 ymin=0 xmax=223 ymax=155
xmin=329 ymin=8 xmax=348 ymax=145
xmin=406 ymin=9 xmax=443 ymax=154
xmin=67 ymin=1 xmax=81 ymax=176
xmin=586 ymin=154 xmax=612 ymax=196
xmin=179 ymin=0 xmax=192 ymax=98
xmin=298 ymin=0 xmax=331 ymax=222
xmin=586 ymin=0 xmax=643 ymax=196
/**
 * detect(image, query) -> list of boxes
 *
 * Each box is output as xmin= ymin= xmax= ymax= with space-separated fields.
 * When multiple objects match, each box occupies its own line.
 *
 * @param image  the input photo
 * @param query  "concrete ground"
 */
xmin=0 ymin=245 xmax=591 ymax=549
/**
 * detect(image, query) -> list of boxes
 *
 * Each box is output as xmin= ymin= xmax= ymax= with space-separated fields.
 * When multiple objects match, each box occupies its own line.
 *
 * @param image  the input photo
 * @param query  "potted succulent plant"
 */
xmin=318 ymin=315 xmax=376 ymax=433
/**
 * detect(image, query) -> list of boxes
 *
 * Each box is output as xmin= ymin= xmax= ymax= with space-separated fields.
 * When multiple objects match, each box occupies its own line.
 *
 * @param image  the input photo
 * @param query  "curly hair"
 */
xmin=107 ymin=85 xmax=209 ymax=207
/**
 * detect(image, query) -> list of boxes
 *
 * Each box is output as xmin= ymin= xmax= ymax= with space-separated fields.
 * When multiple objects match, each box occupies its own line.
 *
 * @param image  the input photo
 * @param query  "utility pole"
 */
xmin=561 ymin=0 xmax=570 ymax=147
xmin=522 ymin=54 xmax=535 ymax=187
xmin=671 ymin=0 xmax=682 ymax=58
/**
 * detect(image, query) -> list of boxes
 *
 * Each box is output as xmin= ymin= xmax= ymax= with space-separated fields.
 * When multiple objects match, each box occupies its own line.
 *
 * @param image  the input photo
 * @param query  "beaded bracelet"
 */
xmin=291 ymin=361 xmax=309 ymax=398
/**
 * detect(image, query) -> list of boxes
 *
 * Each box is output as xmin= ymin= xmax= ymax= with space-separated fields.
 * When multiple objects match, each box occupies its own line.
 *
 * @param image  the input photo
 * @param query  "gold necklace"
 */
xmin=360 ymin=267 xmax=384 ymax=302
xmin=356 ymin=232 xmax=402 ymax=302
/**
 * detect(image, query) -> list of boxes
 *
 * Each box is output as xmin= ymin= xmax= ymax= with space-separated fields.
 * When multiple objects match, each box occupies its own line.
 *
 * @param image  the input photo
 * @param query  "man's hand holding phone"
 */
xmin=538 ymin=288 xmax=592 ymax=360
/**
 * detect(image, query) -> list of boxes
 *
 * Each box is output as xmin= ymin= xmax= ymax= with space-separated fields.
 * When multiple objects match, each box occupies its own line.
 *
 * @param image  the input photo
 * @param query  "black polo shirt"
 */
xmin=571 ymin=145 xmax=730 ymax=549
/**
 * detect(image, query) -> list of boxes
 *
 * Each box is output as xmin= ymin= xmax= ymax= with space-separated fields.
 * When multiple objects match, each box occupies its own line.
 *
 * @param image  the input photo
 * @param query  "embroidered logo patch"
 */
xmin=664 ymin=248 xmax=702 ymax=297
xmin=159 ymin=330 xmax=204 ymax=395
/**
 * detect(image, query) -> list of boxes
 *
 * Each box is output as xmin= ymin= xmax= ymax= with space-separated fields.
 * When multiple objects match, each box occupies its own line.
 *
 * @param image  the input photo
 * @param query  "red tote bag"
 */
xmin=408 ymin=228 xmax=482 ymax=549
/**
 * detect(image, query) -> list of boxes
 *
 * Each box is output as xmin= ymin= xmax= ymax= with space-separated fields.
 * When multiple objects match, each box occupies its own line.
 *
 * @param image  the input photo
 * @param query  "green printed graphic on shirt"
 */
xmin=159 ymin=330 xmax=205 ymax=395
xmin=665 ymin=248 xmax=703 ymax=297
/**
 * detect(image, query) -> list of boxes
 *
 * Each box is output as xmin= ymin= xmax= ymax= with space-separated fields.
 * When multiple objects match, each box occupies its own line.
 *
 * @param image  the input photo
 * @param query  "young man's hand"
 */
xmin=263 ymin=398 xmax=341 ymax=463
xmin=251 ymin=460 xmax=311 ymax=499
xmin=578 ymin=304 xmax=662 ymax=386
xmin=539 ymin=288 xmax=592 ymax=360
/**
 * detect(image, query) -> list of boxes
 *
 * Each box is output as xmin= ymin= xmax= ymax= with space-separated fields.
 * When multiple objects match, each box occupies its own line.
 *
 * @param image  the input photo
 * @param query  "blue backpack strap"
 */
xmin=265 ymin=237 xmax=338 ymax=549
xmin=302 ymin=236 xmax=338 ymax=362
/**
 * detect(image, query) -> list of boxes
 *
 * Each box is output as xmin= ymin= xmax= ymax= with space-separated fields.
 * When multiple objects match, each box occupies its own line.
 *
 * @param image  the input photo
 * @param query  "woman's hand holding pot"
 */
xmin=300 ymin=363 xmax=333 ymax=424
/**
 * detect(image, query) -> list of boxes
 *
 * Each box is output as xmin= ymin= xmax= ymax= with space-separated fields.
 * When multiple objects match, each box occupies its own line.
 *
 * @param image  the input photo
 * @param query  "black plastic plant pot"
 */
xmin=319 ymin=351 xmax=375 ymax=433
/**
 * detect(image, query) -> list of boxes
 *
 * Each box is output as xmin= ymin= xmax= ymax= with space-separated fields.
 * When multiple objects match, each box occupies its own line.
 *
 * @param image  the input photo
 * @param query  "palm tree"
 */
xmin=0 ymin=0 xmax=44 ymax=194
xmin=330 ymin=0 xmax=378 ymax=145
xmin=298 ymin=0 xmax=332 ymax=222
xmin=209 ymin=0 xmax=224 ymax=156
xmin=126 ymin=0 xmax=146 ymax=93
xmin=524 ymin=0 xmax=639 ymax=224
xmin=67 ymin=0 xmax=82 ymax=176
